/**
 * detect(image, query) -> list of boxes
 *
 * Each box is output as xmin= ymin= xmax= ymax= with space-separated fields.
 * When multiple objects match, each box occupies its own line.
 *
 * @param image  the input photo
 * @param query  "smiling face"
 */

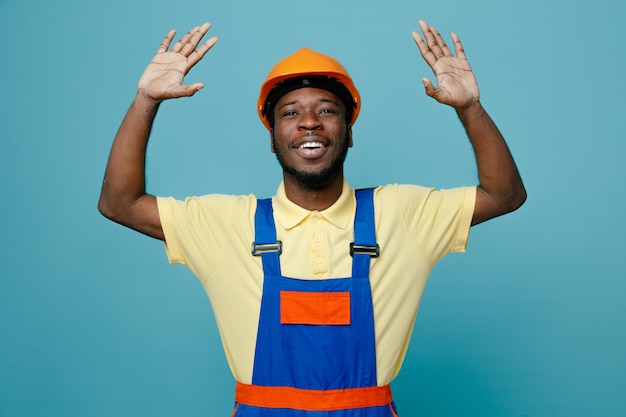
xmin=271 ymin=87 xmax=352 ymax=191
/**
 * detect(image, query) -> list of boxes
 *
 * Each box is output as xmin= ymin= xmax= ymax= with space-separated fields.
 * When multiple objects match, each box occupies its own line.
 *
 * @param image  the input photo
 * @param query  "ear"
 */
xmin=347 ymin=125 xmax=353 ymax=148
xmin=270 ymin=129 xmax=276 ymax=153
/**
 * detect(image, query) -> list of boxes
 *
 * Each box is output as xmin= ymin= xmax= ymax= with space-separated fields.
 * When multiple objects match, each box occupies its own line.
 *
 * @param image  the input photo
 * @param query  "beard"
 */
xmin=273 ymin=133 xmax=350 ymax=191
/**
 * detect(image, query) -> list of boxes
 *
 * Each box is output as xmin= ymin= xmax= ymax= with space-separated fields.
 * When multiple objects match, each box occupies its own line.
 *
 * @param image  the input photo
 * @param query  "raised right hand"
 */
xmin=137 ymin=22 xmax=218 ymax=102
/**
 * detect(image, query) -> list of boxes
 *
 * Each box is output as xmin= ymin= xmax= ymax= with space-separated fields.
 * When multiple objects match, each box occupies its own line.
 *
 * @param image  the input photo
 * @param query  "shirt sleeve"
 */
xmin=380 ymin=184 xmax=476 ymax=265
xmin=156 ymin=194 xmax=256 ymax=281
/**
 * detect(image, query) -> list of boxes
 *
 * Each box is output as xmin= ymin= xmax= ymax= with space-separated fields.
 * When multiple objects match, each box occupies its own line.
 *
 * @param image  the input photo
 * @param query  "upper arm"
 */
xmin=471 ymin=187 xmax=493 ymax=226
xmin=471 ymin=186 xmax=527 ymax=226
xmin=98 ymin=194 xmax=164 ymax=240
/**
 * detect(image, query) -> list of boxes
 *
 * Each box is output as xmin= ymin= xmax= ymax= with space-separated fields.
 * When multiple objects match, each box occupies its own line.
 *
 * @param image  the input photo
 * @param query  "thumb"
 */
xmin=422 ymin=78 xmax=437 ymax=98
xmin=170 ymin=83 xmax=205 ymax=98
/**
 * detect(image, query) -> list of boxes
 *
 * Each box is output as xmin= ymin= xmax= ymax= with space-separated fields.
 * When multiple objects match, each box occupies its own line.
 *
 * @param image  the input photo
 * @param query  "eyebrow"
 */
xmin=277 ymin=97 xmax=341 ymax=111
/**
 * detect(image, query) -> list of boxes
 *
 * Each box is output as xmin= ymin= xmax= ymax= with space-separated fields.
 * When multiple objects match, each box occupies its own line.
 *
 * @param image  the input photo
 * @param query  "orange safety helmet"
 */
xmin=258 ymin=47 xmax=361 ymax=131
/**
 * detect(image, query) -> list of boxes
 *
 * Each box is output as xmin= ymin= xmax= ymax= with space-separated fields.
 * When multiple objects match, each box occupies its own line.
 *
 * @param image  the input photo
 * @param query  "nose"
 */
xmin=298 ymin=110 xmax=322 ymax=130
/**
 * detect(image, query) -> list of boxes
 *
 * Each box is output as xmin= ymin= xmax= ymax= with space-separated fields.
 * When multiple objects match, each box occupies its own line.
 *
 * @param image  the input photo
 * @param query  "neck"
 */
xmin=282 ymin=173 xmax=344 ymax=211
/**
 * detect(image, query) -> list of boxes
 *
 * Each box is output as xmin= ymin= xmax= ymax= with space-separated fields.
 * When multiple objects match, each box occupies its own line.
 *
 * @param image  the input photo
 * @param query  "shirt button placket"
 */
xmin=310 ymin=215 xmax=327 ymax=276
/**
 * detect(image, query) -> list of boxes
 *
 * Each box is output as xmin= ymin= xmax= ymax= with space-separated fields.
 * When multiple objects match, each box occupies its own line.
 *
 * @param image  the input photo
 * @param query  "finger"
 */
xmin=171 ymin=26 xmax=199 ymax=53
xmin=419 ymin=20 xmax=444 ymax=58
xmin=418 ymin=19 xmax=430 ymax=36
xmin=157 ymin=29 xmax=177 ymax=54
xmin=421 ymin=77 xmax=437 ymax=98
xmin=165 ymin=83 xmax=205 ymax=99
xmin=451 ymin=32 xmax=467 ymax=60
xmin=412 ymin=30 xmax=437 ymax=68
xmin=187 ymin=36 xmax=219 ymax=67
xmin=431 ymin=26 xmax=453 ymax=57
xmin=181 ymin=23 xmax=212 ymax=56
xmin=197 ymin=22 xmax=212 ymax=38
xmin=177 ymin=27 xmax=199 ymax=54
xmin=182 ymin=82 xmax=205 ymax=97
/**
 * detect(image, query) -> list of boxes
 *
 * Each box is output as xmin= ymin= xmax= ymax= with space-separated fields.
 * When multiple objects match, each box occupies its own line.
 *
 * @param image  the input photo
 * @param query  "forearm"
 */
xmin=457 ymin=102 xmax=526 ymax=225
xmin=98 ymin=93 xmax=160 ymax=223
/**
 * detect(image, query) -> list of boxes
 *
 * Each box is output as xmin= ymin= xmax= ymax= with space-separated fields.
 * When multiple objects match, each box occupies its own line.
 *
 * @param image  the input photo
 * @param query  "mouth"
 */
xmin=294 ymin=139 xmax=329 ymax=159
xmin=299 ymin=141 xmax=325 ymax=150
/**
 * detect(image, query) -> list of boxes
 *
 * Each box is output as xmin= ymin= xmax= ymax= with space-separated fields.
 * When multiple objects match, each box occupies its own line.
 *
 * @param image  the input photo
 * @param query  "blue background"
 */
xmin=1 ymin=0 xmax=625 ymax=416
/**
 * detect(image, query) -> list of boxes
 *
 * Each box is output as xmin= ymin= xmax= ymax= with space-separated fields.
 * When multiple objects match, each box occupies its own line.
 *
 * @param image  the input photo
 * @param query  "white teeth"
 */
xmin=300 ymin=142 xmax=324 ymax=149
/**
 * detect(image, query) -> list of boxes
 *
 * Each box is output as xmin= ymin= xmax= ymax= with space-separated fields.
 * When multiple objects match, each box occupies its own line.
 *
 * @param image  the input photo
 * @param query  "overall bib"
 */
xmin=233 ymin=189 xmax=399 ymax=417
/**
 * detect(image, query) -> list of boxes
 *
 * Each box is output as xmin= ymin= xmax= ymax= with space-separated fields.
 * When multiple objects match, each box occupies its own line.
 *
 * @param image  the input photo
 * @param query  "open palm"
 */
xmin=412 ymin=20 xmax=479 ymax=110
xmin=138 ymin=23 xmax=218 ymax=101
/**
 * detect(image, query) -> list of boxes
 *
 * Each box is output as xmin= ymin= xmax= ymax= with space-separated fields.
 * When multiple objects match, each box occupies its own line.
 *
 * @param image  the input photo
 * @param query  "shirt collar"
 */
xmin=272 ymin=179 xmax=355 ymax=230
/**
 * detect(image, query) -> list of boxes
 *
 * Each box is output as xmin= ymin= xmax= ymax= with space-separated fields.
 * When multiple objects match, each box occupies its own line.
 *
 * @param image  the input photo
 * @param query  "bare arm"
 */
xmin=412 ymin=20 xmax=526 ymax=226
xmin=98 ymin=23 xmax=218 ymax=239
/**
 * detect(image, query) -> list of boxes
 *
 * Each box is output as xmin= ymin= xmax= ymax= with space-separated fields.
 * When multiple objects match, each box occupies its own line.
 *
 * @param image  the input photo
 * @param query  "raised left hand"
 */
xmin=412 ymin=20 xmax=479 ymax=110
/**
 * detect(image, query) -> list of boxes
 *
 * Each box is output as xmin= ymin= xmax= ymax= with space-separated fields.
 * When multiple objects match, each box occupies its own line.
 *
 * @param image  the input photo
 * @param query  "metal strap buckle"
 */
xmin=251 ymin=241 xmax=283 ymax=256
xmin=349 ymin=243 xmax=380 ymax=258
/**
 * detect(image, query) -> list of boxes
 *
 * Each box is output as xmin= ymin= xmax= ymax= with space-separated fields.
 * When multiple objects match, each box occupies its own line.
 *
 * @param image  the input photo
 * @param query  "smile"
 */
xmin=299 ymin=141 xmax=325 ymax=149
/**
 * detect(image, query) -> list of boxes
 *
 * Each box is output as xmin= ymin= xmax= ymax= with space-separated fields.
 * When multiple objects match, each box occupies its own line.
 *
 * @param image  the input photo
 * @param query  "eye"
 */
xmin=320 ymin=108 xmax=337 ymax=115
xmin=282 ymin=110 xmax=298 ymax=117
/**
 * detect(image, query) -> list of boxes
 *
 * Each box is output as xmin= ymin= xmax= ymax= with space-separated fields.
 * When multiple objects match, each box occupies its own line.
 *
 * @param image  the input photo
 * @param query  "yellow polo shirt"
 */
xmin=157 ymin=180 xmax=475 ymax=386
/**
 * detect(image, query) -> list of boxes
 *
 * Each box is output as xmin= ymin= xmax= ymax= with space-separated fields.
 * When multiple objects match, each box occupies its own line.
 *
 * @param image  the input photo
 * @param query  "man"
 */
xmin=99 ymin=20 xmax=526 ymax=417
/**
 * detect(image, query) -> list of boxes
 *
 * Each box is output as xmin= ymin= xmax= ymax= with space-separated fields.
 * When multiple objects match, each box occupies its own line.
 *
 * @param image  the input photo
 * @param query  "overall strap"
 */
xmin=253 ymin=190 xmax=379 ymax=278
xmin=252 ymin=198 xmax=281 ymax=276
xmin=351 ymin=188 xmax=379 ymax=277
